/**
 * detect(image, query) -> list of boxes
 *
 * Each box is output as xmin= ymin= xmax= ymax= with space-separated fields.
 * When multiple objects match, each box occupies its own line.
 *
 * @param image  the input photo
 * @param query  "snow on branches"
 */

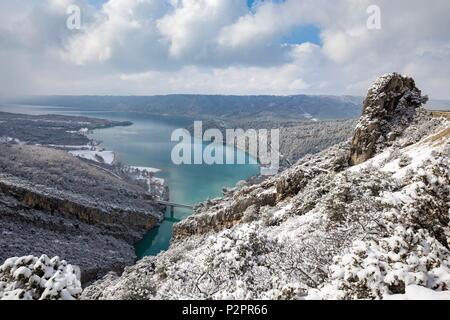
xmin=0 ymin=255 xmax=82 ymax=300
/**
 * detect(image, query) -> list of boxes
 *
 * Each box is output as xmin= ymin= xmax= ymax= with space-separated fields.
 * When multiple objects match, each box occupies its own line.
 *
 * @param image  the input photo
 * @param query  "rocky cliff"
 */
xmin=80 ymin=74 xmax=449 ymax=300
xmin=0 ymin=144 xmax=165 ymax=283
xmin=349 ymin=73 xmax=428 ymax=165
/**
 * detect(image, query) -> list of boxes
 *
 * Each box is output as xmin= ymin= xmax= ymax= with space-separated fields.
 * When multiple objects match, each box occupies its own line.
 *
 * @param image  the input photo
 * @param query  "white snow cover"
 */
xmin=47 ymin=144 xmax=90 ymax=149
xmin=129 ymin=166 xmax=161 ymax=174
xmin=349 ymin=132 xmax=442 ymax=180
xmin=0 ymin=136 xmax=24 ymax=144
xmin=384 ymin=285 xmax=450 ymax=300
xmin=69 ymin=149 xmax=115 ymax=165
xmin=66 ymin=128 xmax=90 ymax=134
xmin=125 ymin=166 xmax=166 ymax=200
xmin=0 ymin=255 xmax=82 ymax=300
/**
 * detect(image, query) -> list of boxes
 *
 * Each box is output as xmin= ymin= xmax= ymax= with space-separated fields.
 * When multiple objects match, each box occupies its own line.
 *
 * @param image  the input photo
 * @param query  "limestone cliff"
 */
xmin=349 ymin=73 xmax=428 ymax=165
xmin=0 ymin=145 xmax=164 ymax=283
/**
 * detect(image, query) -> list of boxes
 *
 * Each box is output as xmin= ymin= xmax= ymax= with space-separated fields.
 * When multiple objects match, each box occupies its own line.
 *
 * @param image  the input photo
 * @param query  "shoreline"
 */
xmin=0 ymin=110 xmax=169 ymax=282
xmin=84 ymin=124 xmax=170 ymax=203
xmin=0 ymin=108 xmax=261 ymax=266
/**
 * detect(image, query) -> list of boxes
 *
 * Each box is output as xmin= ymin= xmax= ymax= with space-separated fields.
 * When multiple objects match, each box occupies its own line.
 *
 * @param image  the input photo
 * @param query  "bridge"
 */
xmin=155 ymin=200 xmax=194 ymax=215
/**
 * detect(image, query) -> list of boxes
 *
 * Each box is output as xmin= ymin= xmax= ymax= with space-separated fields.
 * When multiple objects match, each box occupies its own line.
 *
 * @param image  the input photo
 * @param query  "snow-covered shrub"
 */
xmin=398 ymin=154 xmax=412 ymax=168
xmin=383 ymin=148 xmax=401 ymax=166
xmin=312 ymin=227 xmax=450 ymax=300
xmin=0 ymin=255 xmax=82 ymax=300
xmin=383 ymin=151 xmax=450 ymax=248
xmin=310 ymin=139 xmax=450 ymax=300
xmin=147 ymin=223 xmax=325 ymax=300
xmin=156 ymin=225 xmax=276 ymax=299
xmin=322 ymin=168 xmax=395 ymax=224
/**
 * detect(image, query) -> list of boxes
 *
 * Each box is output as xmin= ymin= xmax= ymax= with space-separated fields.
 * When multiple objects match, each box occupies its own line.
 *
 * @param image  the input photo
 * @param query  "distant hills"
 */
xmin=15 ymin=95 xmax=364 ymax=121
xmin=13 ymin=95 xmax=449 ymax=121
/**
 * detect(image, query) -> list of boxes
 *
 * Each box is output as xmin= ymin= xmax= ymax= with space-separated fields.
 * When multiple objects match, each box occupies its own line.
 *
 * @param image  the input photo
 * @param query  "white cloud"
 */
xmin=157 ymin=0 xmax=247 ymax=59
xmin=66 ymin=0 xmax=170 ymax=68
xmin=217 ymin=0 xmax=324 ymax=49
xmin=0 ymin=0 xmax=450 ymax=99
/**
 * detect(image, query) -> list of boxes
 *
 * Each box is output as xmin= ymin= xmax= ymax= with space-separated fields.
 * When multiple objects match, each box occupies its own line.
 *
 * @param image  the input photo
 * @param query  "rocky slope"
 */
xmin=0 ymin=144 xmax=165 ymax=284
xmin=81 ymin=73 xmax=449 ymax=300
xmin=187 ymin=118 xmax=357 ymax=169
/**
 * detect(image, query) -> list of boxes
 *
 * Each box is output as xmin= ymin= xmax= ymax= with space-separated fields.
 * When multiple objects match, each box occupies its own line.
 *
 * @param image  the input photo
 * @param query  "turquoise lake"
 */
xmin=0 ymin=104 xmax=260 ymax=258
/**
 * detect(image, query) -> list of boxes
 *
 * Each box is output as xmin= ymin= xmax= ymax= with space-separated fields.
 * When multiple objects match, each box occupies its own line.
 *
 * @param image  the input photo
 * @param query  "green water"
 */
xmin=0 ymin=104 xmax=260 ymax=258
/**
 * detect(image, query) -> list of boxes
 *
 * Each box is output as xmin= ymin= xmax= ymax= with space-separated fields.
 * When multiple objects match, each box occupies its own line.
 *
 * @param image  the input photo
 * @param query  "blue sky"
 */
xmin=247 ymin=0 xmax=286 ymax=9
xmin=282 ymin=25 xmax=321 ymax=45
xmin=88 ymin=0 xmax=107 ymax=8
xmin=89 ymin=0 xmax=279 ymax=9
xmin=248 ymin=0 xmax=322 ymax=46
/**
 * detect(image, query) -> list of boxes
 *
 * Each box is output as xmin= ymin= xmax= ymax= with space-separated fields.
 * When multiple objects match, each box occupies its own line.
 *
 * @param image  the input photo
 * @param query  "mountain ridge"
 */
xmin=13 ymin=94 xmax=363 ymax=121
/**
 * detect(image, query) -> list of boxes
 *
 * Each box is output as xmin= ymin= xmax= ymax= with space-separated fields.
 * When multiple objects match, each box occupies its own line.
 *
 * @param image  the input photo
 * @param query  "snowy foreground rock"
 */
xmin=79 ymin=73 xmax=449 ymax=300
xmin=0 ymin=255 xmax=82 ymax=300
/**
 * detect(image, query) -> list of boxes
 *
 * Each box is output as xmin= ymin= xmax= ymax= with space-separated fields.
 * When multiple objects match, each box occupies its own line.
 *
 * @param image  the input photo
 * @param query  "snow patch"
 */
xmin=0 ymin=136 xmax=24 ymax=144
xmin=69 ymin=150 xmax=115 ymax=165
xmin=129 ymin=166 xmax=161 ymax=174
xmin=384 ymin=285 xmax=450 ymax=300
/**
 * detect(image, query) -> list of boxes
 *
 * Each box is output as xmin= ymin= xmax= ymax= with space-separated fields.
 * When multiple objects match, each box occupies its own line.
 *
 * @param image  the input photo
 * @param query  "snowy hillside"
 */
xmin=80 ymin=74 xmax=450 ymax=300
xmin=1 ymin=74 xmax=447 ymax=300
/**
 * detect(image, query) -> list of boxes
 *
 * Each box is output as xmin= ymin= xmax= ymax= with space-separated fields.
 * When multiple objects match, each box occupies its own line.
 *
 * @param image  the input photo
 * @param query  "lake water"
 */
xmin=0 ymin=104 xmax=260 ymax=258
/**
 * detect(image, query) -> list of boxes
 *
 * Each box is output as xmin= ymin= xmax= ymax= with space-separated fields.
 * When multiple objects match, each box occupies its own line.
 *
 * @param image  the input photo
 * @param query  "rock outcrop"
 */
xmin=172 ymin=182 xmax=277 ymax=240
xmin=349 ymin=73 xmax=428 ymax=165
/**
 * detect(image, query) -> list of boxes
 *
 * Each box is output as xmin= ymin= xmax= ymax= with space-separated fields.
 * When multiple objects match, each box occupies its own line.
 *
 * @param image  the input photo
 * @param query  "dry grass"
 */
xmin=430 ymin=111 xmax=450 ymax=120
xmin=419 ymin=127 xmax=450 ymax=147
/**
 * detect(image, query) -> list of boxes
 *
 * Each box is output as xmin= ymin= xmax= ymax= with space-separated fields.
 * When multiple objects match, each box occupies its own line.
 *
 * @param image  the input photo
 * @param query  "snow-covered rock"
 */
xmin=349 ymin=73 xmax=428 ymax=165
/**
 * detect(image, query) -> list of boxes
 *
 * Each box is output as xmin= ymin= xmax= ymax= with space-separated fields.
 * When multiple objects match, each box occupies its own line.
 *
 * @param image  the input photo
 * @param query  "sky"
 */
xmin=0 ymin=0 xmax=449 ymax=99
